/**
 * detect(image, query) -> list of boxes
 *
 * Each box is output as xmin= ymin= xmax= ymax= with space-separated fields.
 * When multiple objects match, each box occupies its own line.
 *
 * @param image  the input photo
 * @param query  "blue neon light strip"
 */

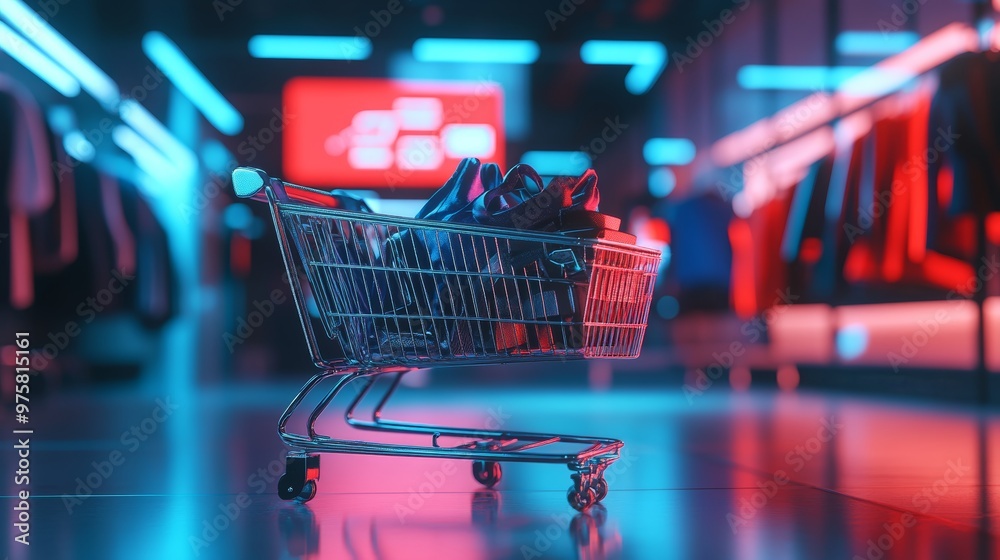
xmin=737 ymin=65 xmax=915 ymax=93
xmin=580 ymin=40 xmax=667 ymax=94
xmin=63 ymin=130 xmax=94 ymax=161
xmin=737 ymin=65 xmax=872 ymax=90
xmin=142 ymin=31 xmax=244 ymax=135
xmin=119 ymin=99 xmax=197 ymax=177
xmin=112 ymin=125 xmax=178 ymax=180
xmin=643 ymin=138 xmax=696 ymax=166
xmin=0 ymin=19 xmax=78 ymax=96
xmin=0 ymin=0 xmax=116 ymax=105
xmin=836 ymin=31 xmax=918 ymax=56
xmin=248 ymin=35 xmax=371 ymax=60
xmin=521 ymin=150 xmax=590 ymax=176
xmin=412 ymin=38 xmax=539 ymax=64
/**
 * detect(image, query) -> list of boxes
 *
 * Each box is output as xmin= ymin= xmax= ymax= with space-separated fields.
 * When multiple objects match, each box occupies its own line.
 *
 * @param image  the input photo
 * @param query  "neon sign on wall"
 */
xmin=283 ymin=77 xmax=505 ymax=189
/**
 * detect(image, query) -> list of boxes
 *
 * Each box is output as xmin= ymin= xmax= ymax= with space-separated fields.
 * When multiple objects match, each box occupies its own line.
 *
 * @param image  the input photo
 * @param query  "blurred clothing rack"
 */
xmin=710 ymin=23 xmax=981 ymax=175
xmin=704 ymin=22 xmax=1000 ymax=402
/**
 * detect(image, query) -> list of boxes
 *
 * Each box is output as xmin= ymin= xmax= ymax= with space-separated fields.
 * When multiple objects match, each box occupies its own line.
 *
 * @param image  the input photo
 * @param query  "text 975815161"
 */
xmin=13 ymin=332 xmax=32 ymax=546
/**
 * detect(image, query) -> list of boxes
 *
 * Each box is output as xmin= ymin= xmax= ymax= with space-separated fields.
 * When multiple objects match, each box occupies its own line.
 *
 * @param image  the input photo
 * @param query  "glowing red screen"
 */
xmin=283 ymin=77 xmax=505 ymax=189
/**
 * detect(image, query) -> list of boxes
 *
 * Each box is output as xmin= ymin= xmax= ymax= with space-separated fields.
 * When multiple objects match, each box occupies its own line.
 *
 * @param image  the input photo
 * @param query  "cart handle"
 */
xmin=232 ymin=166 xmax=344 ymax=207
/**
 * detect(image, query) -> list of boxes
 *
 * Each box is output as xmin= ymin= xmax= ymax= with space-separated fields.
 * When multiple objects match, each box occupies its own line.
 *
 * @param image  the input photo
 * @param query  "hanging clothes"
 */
xmin=779 ymin=157 xmax=834 ymax=302
xmin=813 ymin=135 xmax=864 ymax=300
xmin=30 ymin=130 xmax=79 ymax=273
xmin=664 ymin=191 xmax=733 ymax=311
xmin=98 ymin=173 xmax=136 ymax=279
xmin=0 ymin=76 xmax=54 ymax=214
xmin=31 ymin=162 xmax=119 ymax=321
xmin=0 ymin=75 xmax=56 ymax=309
xmin=119 ymin=179 xmax=177 ymax=327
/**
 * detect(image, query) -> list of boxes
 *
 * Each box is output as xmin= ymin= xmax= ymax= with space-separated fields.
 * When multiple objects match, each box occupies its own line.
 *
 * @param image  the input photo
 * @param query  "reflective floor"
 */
xmin=2 ymin=377 xmax=999 ymax=559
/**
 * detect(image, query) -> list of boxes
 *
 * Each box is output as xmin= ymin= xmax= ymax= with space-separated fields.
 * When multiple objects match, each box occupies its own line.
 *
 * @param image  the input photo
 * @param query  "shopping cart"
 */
xmin=232 ymin=166 xmax=660 ymax=510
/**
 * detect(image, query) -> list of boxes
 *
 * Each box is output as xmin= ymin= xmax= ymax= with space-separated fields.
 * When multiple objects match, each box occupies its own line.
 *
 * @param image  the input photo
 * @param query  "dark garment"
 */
xmin=0 ymin=78 xmax=56 ymax=309
xmin=928 ymin=52 xmax=1000 ymax=231
xmin=666 ymin=193 xmax=733 ymax=297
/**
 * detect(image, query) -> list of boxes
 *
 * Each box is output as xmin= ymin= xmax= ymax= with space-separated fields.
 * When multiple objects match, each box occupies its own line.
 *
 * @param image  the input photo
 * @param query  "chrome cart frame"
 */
xmin=232 ymin=167 xmax=660 ymax=510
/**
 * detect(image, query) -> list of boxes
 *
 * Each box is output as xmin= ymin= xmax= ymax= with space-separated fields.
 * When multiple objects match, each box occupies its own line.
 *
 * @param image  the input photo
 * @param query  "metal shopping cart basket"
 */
xmin=232 ymin=166 xmax=660 ymax=510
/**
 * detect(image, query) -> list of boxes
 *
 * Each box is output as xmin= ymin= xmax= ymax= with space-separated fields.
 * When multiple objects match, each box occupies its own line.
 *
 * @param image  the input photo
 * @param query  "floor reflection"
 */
xmin=276 ymin=490 xmax=622 ymax=560
xmin=4 ymin=385 xmax=1000 ymax=559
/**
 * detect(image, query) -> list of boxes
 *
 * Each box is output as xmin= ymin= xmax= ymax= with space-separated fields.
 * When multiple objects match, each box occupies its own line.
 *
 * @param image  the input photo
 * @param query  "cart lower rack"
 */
xmin=233 ymin=167 xmax=660 ymax=510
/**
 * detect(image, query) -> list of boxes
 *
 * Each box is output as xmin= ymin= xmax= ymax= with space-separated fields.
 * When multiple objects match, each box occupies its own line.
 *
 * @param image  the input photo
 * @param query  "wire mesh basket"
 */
xmin=282 ymin=205 xmax=660 ymax=367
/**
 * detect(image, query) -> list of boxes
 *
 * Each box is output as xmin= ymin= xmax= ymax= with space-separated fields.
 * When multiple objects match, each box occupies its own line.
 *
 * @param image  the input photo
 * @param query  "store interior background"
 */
xmin=5 ymin=0 xmax=997 ymax=398
xmin=4 ymin=0 xmax=1000 ymax=558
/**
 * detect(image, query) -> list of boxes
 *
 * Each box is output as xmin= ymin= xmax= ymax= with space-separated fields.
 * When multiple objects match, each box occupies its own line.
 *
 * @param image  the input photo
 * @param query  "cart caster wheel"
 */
xmin=278 ymin=453 xmax=321 ymax=502
xmin=278 ymin=474 xmax=301 ymax=501
xmin=279 ymin=476 xmax=318 ymax=502
xmin=592 ymin=478 xmax=608 ymax=502
xmin=472 ymin=461 xmax=502 ymax=488
xmin=568 ymin=486 xmax=597 ymax=511
xmin=296 ymin=481 xmax=317 ymax=503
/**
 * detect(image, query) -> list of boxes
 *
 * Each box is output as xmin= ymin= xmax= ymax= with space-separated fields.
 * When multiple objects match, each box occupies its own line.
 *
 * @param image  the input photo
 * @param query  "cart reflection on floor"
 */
xmin=277 ymin=491 xmax=622 ymax=559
